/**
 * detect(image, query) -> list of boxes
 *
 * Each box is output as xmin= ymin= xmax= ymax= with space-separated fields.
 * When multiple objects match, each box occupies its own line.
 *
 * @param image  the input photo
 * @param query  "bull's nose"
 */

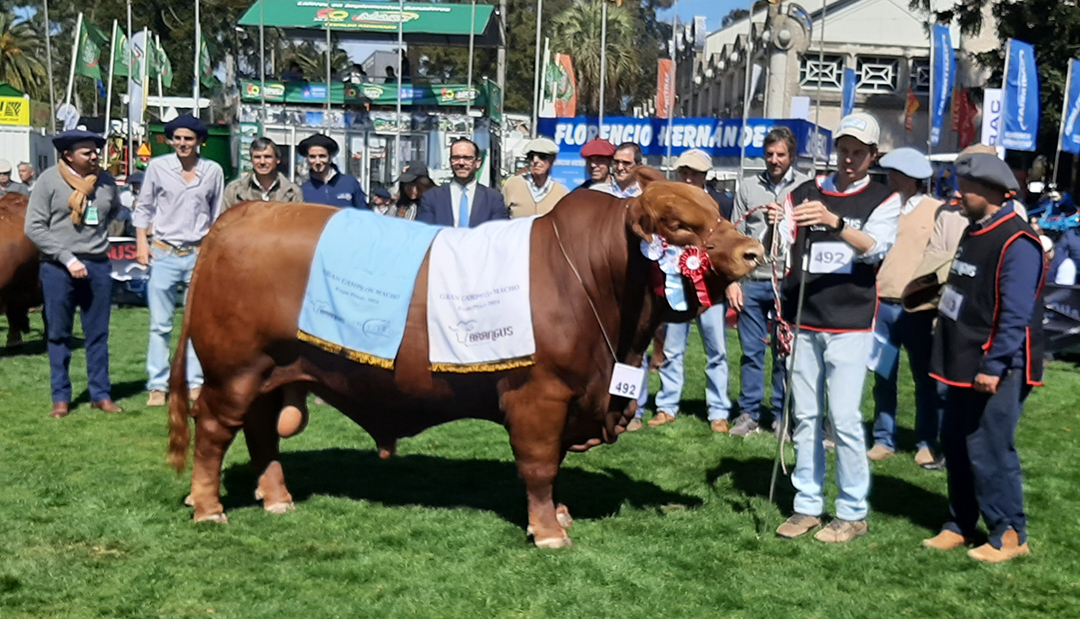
xmin=743 ymin=245 xmax=765 ymax=266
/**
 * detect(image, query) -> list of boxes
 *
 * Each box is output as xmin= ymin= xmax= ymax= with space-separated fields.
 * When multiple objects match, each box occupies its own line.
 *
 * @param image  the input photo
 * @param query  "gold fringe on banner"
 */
xmin=430 ymin=356 xmax=536 ymax=374
xmin=297 ymin=331 xmax=396 ymax=370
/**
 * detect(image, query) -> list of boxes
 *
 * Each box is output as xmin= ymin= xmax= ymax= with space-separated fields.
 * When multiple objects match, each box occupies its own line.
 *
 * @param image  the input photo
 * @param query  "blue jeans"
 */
xmin=871 ymin=303 xmax=946 ymax=452
xmin=655 ymin=304 xmax=731 ymax=422
xmin=40 ymin=259 xmax=113 ymax=403
xmin=735 ymin=280 xmax=786 ymax=424
xmin=941 ymin=371 xmax=1030 ymax=547
xmin=789 ymin=330 xmax=872 ymax=521
xmin=146 ymin=246 xmax=202 ymax=392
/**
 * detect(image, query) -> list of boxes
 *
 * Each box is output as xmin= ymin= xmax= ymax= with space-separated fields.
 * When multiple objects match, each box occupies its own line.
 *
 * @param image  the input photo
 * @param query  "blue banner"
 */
xmin=1062 ymin=59 xmax=1080 ymax=155
xmin=930 ymin=24 xmax=955 ymax=146
xmin=1002 ymin=39 xmax=1040 ymax=151
xmin=841 ymin=68 xmax=856 ymax=117
xmin=537 ymin=116 xmax=831 ymax=191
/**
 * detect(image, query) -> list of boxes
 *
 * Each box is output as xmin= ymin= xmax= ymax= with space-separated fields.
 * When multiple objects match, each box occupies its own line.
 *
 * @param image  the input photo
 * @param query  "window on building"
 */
xmin=911 ymin=58 xmax=930 ymax=95
xmin=799 ymin=54 xmax=844 ymax=90
xmin=856 ymin=56 xmax=900 ymax=93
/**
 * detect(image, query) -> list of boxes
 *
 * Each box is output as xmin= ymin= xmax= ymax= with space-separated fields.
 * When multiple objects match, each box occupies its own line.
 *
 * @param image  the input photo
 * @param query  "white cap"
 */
xmin=835 ymin=113 xmax=880 ymax=146
xmin=675 ymin=149 xmax=712 ymax=172
xmin=522 ymin=137 xmax=558 ymax=156
xmin=0 ymin=159 xmax=12 ymax=173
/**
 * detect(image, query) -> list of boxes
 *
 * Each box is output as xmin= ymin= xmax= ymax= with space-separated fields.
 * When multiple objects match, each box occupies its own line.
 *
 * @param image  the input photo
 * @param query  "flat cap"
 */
xmin=954 ymin=153 xmax=1019 ymax=192
xmin=51 ymin=130 xmax=106 ymax=152
xmin=675 ymin=149 xmax=712 ymax=173
xmin=297 ymin=133 xmax=339 ymax=158
xmin=128 ymin=171 xmax=145 ymax=185
xmin=372 ymin=187 xmax=392 ymax=200
xmin=0 ymin=159 xmax=11 ymax=173
xmin=580 ymin=138 xmax=615 ymax=158
xmin=395 ymin=160 xmax=430 ymax=184
xmin=164 ymin=114 xmax=208 ymax=140
xmin=835 ymin=112 xmax=880 ymax=146
xmin=523 ymin=137 xmax=558 ymax=156
xmin=879 ymin=147 xmax=933 ymax=180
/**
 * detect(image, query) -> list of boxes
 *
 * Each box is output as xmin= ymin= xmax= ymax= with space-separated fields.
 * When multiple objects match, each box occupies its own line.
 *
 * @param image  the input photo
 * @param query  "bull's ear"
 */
xmin=628 ymin=194 xmax=657 ymax=241
xmin=634 ymin=166 xmax=667 ymax=190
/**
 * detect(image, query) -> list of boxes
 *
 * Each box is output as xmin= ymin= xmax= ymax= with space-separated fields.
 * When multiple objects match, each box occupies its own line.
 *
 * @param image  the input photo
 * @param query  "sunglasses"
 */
xmin=528 ymin=153 xmax=555 ymax=162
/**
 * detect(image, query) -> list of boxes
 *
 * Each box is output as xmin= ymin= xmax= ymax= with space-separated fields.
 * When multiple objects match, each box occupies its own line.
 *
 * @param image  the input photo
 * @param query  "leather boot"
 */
xmin=91 ymin=399 xmax=123 ymax=413
xmin=50 ymin=402 xmax=70 ymax=418
xmin=968 ymin=529 xmax=1030 ymax=563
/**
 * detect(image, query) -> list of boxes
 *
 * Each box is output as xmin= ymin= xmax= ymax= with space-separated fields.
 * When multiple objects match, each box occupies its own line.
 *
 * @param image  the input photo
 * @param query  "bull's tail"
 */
xmin=166 ymin=279 xmax=197 ymax=472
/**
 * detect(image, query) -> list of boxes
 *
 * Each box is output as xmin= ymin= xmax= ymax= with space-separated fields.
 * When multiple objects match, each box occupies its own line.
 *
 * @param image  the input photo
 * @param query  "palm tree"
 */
xmin=279 ymin=40 xmax=351 ymax=81
xmin=0 ymin=12 xmax=47 ymax=99
xmin=550 ymin=0 xmax=644 ymax=116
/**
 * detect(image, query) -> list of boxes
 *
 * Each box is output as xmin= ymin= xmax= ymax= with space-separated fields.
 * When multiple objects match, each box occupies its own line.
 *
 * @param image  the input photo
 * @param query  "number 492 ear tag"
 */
xmin=608 ymin=362 xmax=646 ymax=399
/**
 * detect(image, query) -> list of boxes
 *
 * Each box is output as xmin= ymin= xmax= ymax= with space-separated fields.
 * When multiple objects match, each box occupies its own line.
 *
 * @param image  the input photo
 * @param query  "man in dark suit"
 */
xmin=417 ymin=138 xmax=507 ymax=227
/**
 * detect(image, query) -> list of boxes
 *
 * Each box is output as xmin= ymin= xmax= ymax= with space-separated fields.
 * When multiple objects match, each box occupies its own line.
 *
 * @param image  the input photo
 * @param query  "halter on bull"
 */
xmin=166 ymin=169 xmax=763 ymax=548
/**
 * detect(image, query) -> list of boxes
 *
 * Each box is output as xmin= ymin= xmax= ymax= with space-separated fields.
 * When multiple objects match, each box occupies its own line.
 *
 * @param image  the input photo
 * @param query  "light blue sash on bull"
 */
xmin=297 ymin=209 xmax=441 ymax=369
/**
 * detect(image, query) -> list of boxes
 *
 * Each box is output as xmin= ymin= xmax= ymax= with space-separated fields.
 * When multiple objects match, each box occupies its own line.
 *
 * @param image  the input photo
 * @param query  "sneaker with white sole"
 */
xmin=729 ymin=413 xmax=761 ymax=437
xmin=814 ymin=518 xmax=868 ymax=543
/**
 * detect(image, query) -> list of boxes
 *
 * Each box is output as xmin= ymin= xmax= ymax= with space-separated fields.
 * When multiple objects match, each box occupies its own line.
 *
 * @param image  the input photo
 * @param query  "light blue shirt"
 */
xmin=133 ymin=153 xmax=224 ymax=245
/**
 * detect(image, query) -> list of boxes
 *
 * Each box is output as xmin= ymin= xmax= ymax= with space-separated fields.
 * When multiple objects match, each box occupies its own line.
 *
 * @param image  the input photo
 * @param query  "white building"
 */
xmin=674 ymin=0 xmax=995 ymax=154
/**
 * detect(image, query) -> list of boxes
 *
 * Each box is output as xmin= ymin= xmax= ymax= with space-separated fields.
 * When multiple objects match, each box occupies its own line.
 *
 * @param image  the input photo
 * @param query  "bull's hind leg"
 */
xmin=190 ymin=388 xmax=240 ymax=523
xmin=507 ymin=401 xmax=572 ymax=548
xmin=244 ymin=390 xmax=295 ymax=514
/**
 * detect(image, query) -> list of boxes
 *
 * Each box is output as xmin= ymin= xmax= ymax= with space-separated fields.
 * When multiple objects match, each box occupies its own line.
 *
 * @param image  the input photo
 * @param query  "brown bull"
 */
xmin=167 ymin=170 xmax=763 ymax=547
xmin=0 ymin=193 xmax=41 ymax=347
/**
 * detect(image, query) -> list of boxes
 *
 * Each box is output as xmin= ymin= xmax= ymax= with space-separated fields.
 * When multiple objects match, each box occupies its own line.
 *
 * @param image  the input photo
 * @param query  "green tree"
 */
xmin=0 ymin=11 xmax=47 ymax=98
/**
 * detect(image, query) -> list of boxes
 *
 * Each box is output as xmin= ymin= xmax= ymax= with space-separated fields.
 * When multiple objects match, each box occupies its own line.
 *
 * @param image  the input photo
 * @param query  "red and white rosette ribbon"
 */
xmin=679 ymin=246 xmax=713 ymax=308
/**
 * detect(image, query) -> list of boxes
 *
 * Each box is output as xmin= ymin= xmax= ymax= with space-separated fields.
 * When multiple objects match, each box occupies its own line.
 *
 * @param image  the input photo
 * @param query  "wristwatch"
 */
xmin=832 ymin=216 xmax=846 ymax=233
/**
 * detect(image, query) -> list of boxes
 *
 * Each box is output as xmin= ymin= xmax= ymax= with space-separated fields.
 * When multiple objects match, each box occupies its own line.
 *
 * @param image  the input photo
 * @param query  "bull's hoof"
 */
xmin=556 ymin=504 xmax=574 ymax=529
xmin=183 ymin=494 xmax=195 ymax=508
xmin=533 ymin=534 xmax=572 ymax=549
xmin=193 ymin=512 xmax=228 ymax=524
xmin=278 ymin=405 xmax=308 ymax=438
xmin=264 ymin=501 xmax=296 ymax=515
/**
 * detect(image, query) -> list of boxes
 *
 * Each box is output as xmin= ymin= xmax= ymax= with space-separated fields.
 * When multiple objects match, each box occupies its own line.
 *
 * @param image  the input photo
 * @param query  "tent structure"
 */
xmin=237 ymin=1 xmax=498 ymax=46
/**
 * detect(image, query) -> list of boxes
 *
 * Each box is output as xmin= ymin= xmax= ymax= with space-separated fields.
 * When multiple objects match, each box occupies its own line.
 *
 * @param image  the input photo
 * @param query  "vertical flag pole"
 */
xmin=394 ymin=0 xmax=403 ymax=179
xmin=104 ymin=19 xmax=116 ymax=138
xmin=598 ymin=0 xmax=607 ymax=128
xmin=531 ymin=0 xmax=543 ymax=138
xmin=466 ymin=0 xmax=476 ymax=118
xmin=43 ymin=0 xmax=57 ymax=132
xmin=999 ymin=39 xmax=1011 ymax=149
xmin=259 ymin=0 xmax=266 ymax=123
xmin=1053 ymin=60 xmax=1073 ymax=189
xmin=927 ymin=18 xmax=934 ymax=158
xmin=738 ymin=2 xmax=755 ymax=192
xmin=65 ymin=12 xmax=83 ymax=106
xmin=665 ymin=0 xmax=677 ymax=165
xmin=325 ymin=10 xmax=331 ymax=115
xmin=155 ymin=35 xmax=164 ymax=118
xmin=193 ymin=0 xmax=201 ymax=118
xmin=126 ymin=0 xmax=133 ymax=172
xmin=812 ymin=0 xmax=826 ymax=172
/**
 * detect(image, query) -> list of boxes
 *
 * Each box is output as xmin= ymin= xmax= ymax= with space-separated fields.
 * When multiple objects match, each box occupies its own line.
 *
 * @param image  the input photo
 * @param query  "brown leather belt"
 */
xmin=152 ymin=238 xmax=200 ymax=257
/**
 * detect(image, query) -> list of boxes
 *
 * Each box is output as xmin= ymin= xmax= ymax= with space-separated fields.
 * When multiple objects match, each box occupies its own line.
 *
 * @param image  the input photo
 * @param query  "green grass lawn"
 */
xmin=1 ymin=307 xmax=1079 ymax=618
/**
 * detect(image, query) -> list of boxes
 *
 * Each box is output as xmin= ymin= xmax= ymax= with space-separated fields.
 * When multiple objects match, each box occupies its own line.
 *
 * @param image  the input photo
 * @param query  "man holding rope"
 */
xmin=770 ymin=113 xmax=901 ymax=543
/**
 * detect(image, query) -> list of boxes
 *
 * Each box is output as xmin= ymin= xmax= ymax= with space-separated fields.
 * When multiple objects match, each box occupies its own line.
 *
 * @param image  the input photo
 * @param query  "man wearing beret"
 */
xmin=502 ymin=137 xmax=568 ymax=217
xmin=370 ymin=187 xmax=395 ymax=215
xmin=23 ymin=130 xmax=123 ymax=417
xmin=576 ymin=138 xmax=616 ymax=193
xmin=924 ymin=153 xmax=1045 ymax=563
xmin=134 ymin=113 xmax=225 ymax=407
xmin=223 ymin=137 xmax=303 ymax=210
xmin=867 ymin=148 xmax=952 ymax=468
xmin=298 ymin=133 xmax=368 ymax=209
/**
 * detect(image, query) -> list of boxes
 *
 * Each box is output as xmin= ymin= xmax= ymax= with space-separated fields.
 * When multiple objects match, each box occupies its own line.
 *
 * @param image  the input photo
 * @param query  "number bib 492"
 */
xmin=808 ymin=241 xmax=855 ymax=274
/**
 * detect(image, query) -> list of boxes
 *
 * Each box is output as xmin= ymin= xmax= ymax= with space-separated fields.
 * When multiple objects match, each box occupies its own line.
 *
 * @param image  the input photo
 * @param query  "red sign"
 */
xmin=656 ymin=59 xmax=674 ymax=119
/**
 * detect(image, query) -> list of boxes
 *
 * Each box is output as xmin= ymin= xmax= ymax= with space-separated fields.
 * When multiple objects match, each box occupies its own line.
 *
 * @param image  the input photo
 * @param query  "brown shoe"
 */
xmin=710 ymin=419 xmax=730 ymax=433
xmin=815 ymin=518 xmax=868 ymax=544
xmin=91 ymin=399 xmax=123 ymax=413
xmin=776 ymin=513 xmax=822 ymax=538
xmin=867 ymin=444 xmax=895 ymax=461
xmin=647 ymin=411 xmax=676 ymax=427
xmin=146 ymin=390 xmax=166 ymax=407
xmin=967 ymin=529 xmax=1030 ymax=563
xmin=626 ymin=418 xmax=643 ymax=432
xmin=50 ymin=402 xmax=70 ymax=418
xmin=914 ymin=447 xmax=936 ymax=467
xmin=189 ymin=387 xmax=202 ymax=402
xmin=922 ymin=529 xmax=968 ymax=550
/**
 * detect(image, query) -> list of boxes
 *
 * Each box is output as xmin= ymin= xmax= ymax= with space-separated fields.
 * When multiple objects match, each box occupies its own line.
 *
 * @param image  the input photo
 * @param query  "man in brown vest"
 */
xmin=868 ymin=148 xmax=951 ymax=467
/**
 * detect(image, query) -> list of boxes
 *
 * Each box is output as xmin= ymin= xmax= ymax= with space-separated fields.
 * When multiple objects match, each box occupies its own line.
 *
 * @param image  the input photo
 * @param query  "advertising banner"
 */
xmin=1001 ymin=39 xmax=1039 ymax=151
xmin=656 ymin=59 xmax=674 ymax=119
xmin=930 ymin=24 xmax=955 ymax=146
xmin=841 ymin=68 xmax=856 ymax=117
xmin=1061 ymin=59 xmax=1080 ymax=155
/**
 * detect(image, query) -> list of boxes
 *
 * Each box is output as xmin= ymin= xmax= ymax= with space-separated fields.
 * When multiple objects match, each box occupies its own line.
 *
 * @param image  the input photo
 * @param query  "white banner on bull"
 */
xmin=427 ymin=218 xmax=536 ymax=371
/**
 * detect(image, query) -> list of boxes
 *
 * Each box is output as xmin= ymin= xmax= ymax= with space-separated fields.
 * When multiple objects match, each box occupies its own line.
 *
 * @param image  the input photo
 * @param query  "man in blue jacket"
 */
xmin=417 ymin=138 xmax=507 ymax=227
xmin=298 ymin=134 xmax=367 ymax=209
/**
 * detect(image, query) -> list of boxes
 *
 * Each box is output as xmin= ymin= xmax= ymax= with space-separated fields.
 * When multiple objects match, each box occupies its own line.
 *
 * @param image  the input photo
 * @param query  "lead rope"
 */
xmin=550 ymin=218 xmax=619 ymax=362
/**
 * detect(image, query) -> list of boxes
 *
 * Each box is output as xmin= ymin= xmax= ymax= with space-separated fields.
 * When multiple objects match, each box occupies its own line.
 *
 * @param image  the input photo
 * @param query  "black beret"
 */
xmin=52 ymin=129 xmax=106 ymax=151
xmin=954 ymin=153 xmax=1019 ymax=192
xmin=372 ymin=187 xmax=392 ymax=200
xmin=298 ymin=134 xmax=339 ymax=157
xmin=164 ymin=114 xmax=208 ymax=140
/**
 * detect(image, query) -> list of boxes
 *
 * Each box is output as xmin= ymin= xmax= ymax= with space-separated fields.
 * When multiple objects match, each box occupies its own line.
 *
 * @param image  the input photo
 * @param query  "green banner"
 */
xmin=237 ymin=1 xmax=493 ymax=36
xmin=150 ymin=40 xmax=172 ymax=87
xmin=75 ymin=21 xmax=109 ymax=80
xmin=199 ymin=39 xmax=217 ymax=88
xmin=239 ymin=80 xmax=488 ymax=108
xmin=112 ymin=28 xmax=129 ymax=77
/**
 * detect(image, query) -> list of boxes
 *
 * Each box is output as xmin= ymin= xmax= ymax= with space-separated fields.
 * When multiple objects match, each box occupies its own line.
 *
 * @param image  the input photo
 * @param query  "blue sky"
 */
xmin=656 ymin=0 xmax=748 ymax=33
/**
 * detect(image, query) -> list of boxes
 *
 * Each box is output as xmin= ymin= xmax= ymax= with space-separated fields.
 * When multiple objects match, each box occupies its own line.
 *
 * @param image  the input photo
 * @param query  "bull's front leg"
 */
xmin=506 ymin=401 xmax=572 ymax=548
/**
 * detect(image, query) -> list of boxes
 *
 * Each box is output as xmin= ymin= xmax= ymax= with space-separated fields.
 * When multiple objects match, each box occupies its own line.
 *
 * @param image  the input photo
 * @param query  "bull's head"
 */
xmin=627 ymin=168 xmax=764 ymax=307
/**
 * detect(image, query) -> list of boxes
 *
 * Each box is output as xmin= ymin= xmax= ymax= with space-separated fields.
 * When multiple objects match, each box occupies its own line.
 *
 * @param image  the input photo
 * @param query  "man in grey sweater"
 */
xmin=726 ymin=126 xmax=812 ymax=437
xmin=23 ymin=130 xmax=123 ymax=418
